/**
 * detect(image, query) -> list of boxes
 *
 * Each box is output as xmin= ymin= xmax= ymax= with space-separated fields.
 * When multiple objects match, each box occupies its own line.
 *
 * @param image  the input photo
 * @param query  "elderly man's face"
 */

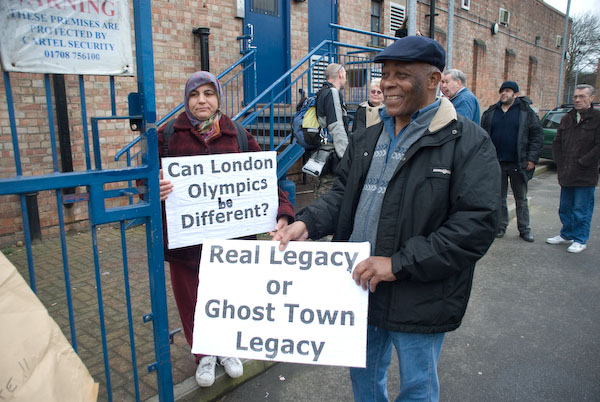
xmin=440 ymin=74 xmax=463 ymax=99
xmin=573 ymin=88 xmax=594 ymax=111
xmin=380 ymin=61 xmax=435 ymax=119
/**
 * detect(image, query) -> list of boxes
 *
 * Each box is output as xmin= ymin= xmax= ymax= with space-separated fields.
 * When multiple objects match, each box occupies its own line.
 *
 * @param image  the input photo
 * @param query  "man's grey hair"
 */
xmin=325 ymin=63 xmax=344 ymax=80
xmin=443 ymin=69 xmax=466 ymax=85
xmin=576 ymin=84 xmax=595 ymax=97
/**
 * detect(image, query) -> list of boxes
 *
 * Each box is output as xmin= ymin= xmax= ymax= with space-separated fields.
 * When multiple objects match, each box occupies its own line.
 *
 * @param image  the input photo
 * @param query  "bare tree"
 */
xmin=566 ymin=13 xmax=600 ymax=81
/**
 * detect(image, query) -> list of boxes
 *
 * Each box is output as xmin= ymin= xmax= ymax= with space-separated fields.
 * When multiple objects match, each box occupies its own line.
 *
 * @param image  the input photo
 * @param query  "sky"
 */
xmin=543 ymin=0 xmax=600 ymax=18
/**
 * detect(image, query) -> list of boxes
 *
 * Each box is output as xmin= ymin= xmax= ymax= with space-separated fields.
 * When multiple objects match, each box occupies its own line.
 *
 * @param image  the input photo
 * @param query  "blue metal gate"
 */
xmin=0 ymin=1 xmax=174 ymax=401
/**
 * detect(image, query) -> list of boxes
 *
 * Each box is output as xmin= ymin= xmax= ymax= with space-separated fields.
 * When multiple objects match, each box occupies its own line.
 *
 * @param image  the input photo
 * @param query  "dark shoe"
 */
xmin=520 ymin=233 xmax=534 ymax=242
xmin=496 ymin=229 xmax=506 ymax=238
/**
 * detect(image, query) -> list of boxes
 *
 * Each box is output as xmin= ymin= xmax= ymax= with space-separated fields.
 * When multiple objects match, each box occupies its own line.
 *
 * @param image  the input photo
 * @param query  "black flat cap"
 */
xmin=374 ymin=36 xmax=446 ymax=72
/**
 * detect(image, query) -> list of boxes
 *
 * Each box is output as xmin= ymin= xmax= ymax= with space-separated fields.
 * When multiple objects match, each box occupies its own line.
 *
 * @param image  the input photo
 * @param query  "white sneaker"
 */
xmin=218 ymin=356 xmax=243 ymax=378
xmin=546 ymin=235 xmax=573 ymax=245
xmin=567 ymin=242 xmax=586 ymax=253
xmin=196 ymin=356 xmax=216 ymax=387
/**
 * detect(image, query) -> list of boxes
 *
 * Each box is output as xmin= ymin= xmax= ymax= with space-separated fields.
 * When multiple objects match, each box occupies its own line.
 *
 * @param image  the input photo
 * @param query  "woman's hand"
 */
xmin=159 ymin=169 xmax=174 ymax=201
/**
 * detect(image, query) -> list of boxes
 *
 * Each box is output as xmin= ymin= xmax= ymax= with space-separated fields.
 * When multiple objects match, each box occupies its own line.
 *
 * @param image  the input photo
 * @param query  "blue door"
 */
xmin=245 ymin=0 xmax=289 ymax=95
xmin=309 ymin=0 xmax=337 ymax=52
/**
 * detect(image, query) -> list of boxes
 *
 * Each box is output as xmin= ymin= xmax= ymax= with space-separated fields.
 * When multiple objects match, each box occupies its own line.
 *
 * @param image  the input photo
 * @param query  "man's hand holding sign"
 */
xmin=275 ymin=222 xmax=396 ymax=293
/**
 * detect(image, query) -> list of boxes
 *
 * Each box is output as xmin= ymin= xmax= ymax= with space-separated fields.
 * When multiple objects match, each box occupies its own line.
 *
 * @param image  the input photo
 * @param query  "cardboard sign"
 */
xmin=192 ymin=240 xmax=370 ymax=368
xmin=0 ymin=252 xmax=98 ymax=402
xmin=0 ymin=0 xmax=134 ymax=75
xmin=163 ymin=151 xmax=278 ymax=249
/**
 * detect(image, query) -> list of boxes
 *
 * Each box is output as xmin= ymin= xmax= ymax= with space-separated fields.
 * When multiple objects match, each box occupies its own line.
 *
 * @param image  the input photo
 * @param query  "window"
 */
xmin=389 ymin=2 xmax=405 ymax=34
xmin=555 ymin=35 xmax=563 ymax=48
xmin=370 ymin=0 xmax=383 ymax=47
xmin=542 ymin=112 xmax=565 ymax=129
xmin=527 ymin=56 xmax=537 ymax=96
xmin=251 ymin=0 xmax=278 ymax=17
xmin=461 ymin=0 xmax=470 ymax=10
xmin=499 ymin=8 xmax=510 ymax=26
xmin=504 ymin=48 xmax=516 ymax=81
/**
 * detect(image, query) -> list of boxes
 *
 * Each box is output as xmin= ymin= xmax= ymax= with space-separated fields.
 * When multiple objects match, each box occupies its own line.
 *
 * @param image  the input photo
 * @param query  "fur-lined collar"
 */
xmin=429 ymin=97 xmax=457 ymax=133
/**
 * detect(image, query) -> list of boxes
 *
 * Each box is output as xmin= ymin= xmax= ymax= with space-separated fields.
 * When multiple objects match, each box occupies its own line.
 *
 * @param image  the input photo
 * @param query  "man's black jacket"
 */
xmin=297 ymin=98 xmax=501 ymax=333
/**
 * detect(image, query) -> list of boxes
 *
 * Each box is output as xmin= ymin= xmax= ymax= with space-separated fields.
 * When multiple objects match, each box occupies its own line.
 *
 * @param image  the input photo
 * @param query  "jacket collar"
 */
xmin=570 ymin=106 xmax=594 ymax=119
xmin=429 ymin=97 xmax=457 ymax=133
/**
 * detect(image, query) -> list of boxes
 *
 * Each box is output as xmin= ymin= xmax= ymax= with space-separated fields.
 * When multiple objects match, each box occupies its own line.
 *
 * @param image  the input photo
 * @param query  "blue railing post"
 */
xmin=132 ymin=0 xmax=174 ymax=401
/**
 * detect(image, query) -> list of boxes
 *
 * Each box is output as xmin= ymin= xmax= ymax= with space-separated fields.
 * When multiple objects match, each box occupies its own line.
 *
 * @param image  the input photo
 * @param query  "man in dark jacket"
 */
xmin=546 ymin=84 xmax=600 ymax=253
xmin=481 ymin=81 xmax=543 ymax=242
xmin=274 ymin=36 xmax=500 ymax=402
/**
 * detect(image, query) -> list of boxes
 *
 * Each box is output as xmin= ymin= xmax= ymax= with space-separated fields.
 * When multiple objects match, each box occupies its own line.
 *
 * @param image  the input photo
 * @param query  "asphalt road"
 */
xmin=217 ymin=167 xmax=600 ymax=402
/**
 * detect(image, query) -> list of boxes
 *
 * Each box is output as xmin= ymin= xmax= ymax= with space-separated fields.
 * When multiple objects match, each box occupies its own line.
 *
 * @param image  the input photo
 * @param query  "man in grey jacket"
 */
xmin=274 ymin=36 xmax=500 ymax=402
xmin=314 ymin=62 xmax=350 ymax=195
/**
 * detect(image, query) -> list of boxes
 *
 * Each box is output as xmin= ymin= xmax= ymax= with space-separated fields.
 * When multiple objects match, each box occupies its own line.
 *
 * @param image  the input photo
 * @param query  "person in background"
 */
xmin=394 ymin=20 xmax=408 ymax=38
xmin=481 ymin=81 xmax=543 ymax=242
xmin=274 ymin=36 xmax=500 ymax=402
xmin=440 ymin=69 xmax=481 ymax=124
xmin=314 ymin=62 xmax=350 ymax=196
xmin=352 ymin=78 xmax=384 ymax=133
xmin=546 ymin=84 xmax=600 ymax=253
xmin=158 ymin=71 xmax=294 ymax=387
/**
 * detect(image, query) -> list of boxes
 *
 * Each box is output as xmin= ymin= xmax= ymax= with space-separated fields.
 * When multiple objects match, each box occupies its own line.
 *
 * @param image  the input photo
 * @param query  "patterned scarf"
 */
xmin=196 ymin=111 xmax=222 ymax=142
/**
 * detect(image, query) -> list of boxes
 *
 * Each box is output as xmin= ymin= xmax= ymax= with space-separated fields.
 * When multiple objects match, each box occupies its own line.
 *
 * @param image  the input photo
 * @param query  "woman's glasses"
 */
xmin=370 ymin=89 xmax=383 ymax=95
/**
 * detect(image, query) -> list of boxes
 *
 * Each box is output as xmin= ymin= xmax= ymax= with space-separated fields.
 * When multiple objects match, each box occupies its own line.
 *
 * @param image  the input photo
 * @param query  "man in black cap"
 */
xmin=481 ymin=81 xmax=543 ymax=242
xmin=274 ymin=36 xmax=500 ymax=401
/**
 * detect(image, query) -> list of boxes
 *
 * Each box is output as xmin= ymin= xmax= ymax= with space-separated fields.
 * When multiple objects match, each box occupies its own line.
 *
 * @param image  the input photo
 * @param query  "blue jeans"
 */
xmin=350 ymin=325 xmax=445 ymax=402
xmin=559 ymin=186 xmax=596 ymax=244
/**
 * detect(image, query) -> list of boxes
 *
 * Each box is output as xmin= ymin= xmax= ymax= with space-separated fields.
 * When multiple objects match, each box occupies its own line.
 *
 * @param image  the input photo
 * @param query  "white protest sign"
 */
xmin=192 ymin=240 xmax=370 ymax=368
xmin=163 ymin=151 xmax=278 ymax=249
xmin=0 ymin=0 xmax=134 ymax=75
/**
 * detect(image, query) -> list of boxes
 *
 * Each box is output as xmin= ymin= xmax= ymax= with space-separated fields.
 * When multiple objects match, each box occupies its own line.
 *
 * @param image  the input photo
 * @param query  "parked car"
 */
xmin=539 ymin=103 xmax=600 ymax=160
